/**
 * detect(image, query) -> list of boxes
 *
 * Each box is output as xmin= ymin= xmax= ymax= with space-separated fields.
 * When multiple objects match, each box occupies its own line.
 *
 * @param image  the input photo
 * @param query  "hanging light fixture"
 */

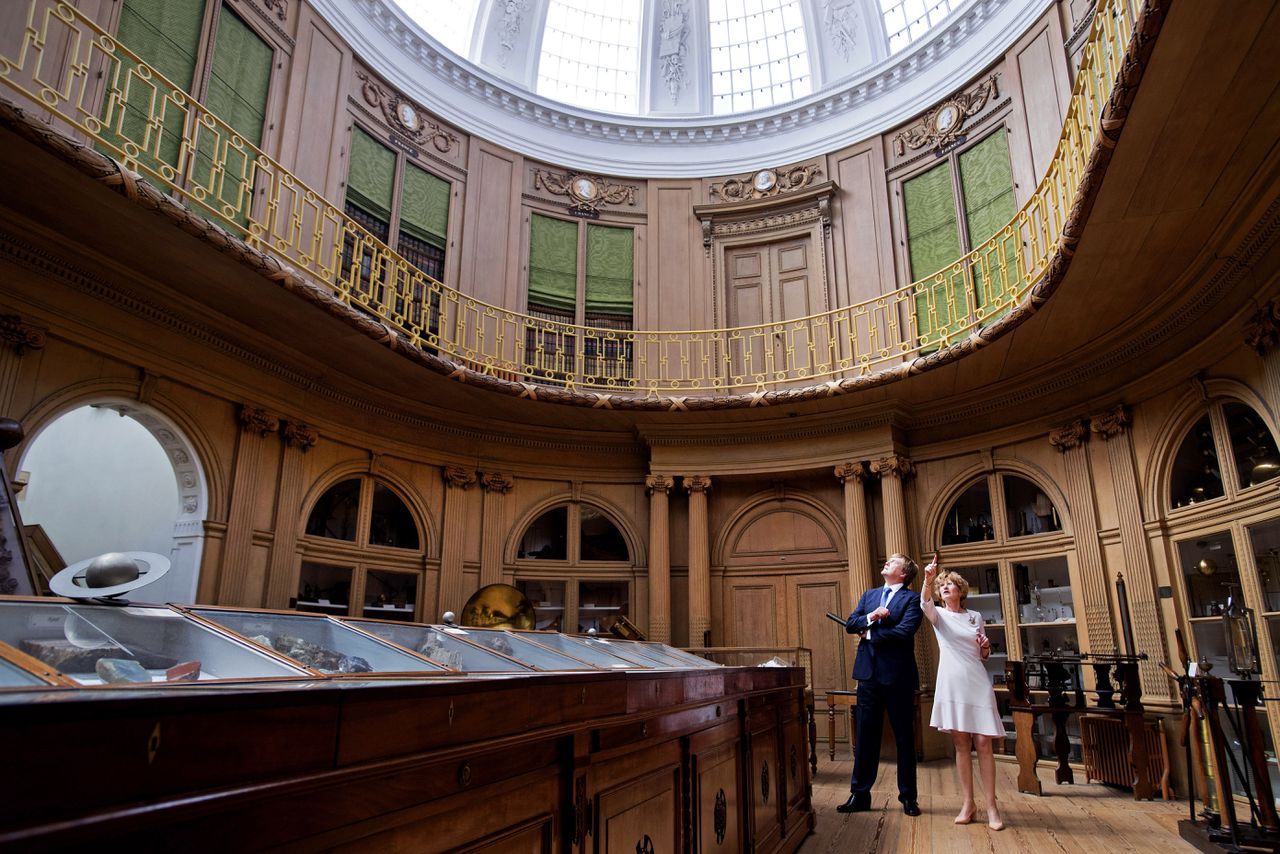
xmin=1196 ymin=557 xmax=1218 ymax=576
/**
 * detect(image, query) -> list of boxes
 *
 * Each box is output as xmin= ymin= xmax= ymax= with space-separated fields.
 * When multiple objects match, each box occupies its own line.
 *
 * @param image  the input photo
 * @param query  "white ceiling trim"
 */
xmin=312 ymin=0 xmax=1052 ymax=177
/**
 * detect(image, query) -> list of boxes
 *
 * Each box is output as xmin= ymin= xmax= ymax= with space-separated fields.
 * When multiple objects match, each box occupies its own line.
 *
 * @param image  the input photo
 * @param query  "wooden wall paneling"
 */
xmin=727 ymin=582 xmax=780 ymax=647
xmin=460 ymin=143 xmax=523 ymax=309
xmin=280 ymin=9 xmax=348 ymax=201
xmin=648 ymin=183 xmax=703 ymax=332
xmin=789 ymin=575 xmax=849 ymax=738
xmin=689 ymin=730 xmax=742 ymax=854
xmin=1012 ymin=19 xmax=1070 ymax=186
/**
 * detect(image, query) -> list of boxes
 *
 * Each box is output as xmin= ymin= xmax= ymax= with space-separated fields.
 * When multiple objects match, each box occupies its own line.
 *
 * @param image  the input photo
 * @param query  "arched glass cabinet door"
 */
xmin=940 ymin=479 xmax=994 ymax=545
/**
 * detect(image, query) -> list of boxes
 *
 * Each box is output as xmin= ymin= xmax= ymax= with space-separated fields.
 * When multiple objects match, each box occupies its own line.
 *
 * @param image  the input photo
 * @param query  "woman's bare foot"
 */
xmin=986 ymin=806 xmax=1004 ymax=831
xmin=954 ymin=803 xmax=976 ymax=825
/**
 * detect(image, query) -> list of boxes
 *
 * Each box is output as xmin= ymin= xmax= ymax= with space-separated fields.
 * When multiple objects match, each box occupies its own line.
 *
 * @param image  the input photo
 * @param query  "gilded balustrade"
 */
xmin=0 ymin=0 xmax=1138 ymax=397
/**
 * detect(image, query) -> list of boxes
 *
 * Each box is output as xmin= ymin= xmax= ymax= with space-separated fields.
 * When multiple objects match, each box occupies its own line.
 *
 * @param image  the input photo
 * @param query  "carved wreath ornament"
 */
xmin=894 ymin=72 xmax=1000 ymax=156
xmin=534 ymin=169 xmax=638 ymax=216
xmin=709 ymin=163 xmax=822 ymax=202
xmin=357 ymin=71 xmax=458 ymax=154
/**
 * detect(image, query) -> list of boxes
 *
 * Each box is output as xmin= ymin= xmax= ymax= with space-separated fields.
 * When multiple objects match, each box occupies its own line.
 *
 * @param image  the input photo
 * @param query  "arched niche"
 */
xmin=15 ymin=398 xmax=211 ymax=604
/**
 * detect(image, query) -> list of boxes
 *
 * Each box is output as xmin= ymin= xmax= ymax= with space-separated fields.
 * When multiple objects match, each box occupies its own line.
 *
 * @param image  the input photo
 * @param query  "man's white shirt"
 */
xmin=865 ymin=582 xmax=904 ymax=639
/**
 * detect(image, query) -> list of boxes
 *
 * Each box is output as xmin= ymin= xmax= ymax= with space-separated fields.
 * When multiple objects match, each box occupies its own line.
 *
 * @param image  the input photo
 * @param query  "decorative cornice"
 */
xmin=709 ymin=164 xmax=822 ymax=203
xmin=834 ymin=460 xmax=870 ymax=484
xmin=533 ymin=169 xmax=639 ymax=216
xmin=659 ymin=0 xmax=690 ymax=104
xmin=683 ymin=474 xmax=712 ymax=494
xmin=645 ymin=474 xmax=674 ymax=495
xmin=894 ymin=72 xmax=1000 ymax=156
xmin=479 ymin=471 xmax=514 ymax=493
xmin=356 ymin=69 xmax=459 ymax=154
xmin=239 ymin=405 xmax=280 ymax=436
xmin=315 ymin=0 xmax=1043 ymax=176
xmin=1244 ymin=298 xmax=1280 ymax=355
xmin=0 ymin=314 xmax=45 ymax=354
xmin=872 ymin=454 xmax=915 ymax=479
xmin=281 ymin=420 xmax=318 ymax=451
xmin=1049 ymin=419 xmax=1088 ymax=451
xmin=1090 ymin=405 xmax=1131 ymax=440
xmin=444 ymin=466 xmax=477 ymax=489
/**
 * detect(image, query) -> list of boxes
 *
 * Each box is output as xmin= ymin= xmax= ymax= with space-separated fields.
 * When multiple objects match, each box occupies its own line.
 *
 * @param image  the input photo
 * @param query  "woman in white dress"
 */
xmin=920 ymin=558 xmax=1007 ymax=830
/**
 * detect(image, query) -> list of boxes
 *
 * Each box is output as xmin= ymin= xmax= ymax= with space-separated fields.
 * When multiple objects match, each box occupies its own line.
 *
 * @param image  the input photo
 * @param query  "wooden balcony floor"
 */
xmin=801 ymin=753 xmax=1194 ymax=853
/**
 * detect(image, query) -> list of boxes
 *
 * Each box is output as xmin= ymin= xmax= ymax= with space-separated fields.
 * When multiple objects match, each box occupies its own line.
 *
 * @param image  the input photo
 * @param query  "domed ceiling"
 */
xmin=313 ymin=0 xmax=1050 ymax=174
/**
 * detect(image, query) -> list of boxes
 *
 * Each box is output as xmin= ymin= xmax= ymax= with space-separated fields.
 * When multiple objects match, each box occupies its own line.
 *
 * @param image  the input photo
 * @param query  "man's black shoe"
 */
xmin=902 ymin=801 xmax=921 ymax=817
xmin=836 ymin=794 xmax=871 ymax=813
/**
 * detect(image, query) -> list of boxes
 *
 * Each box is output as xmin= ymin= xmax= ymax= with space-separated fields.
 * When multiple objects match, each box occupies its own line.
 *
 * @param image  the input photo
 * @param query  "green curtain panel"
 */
xmin=905 ymin=161 xmax=965 ymax=346
xmin=584 ymin=224 xmax=634 ymax=318
xmin=400 ymin=163 xmax=450 ymax=249
xmin=193 ymin=4 xmax=272 ymax=225
xmin=960 ymin=130 xmax=1018 ymax=309
xmin=346 ymin=125 xmax=396 ymax=223
xmin=528 ymin=214 xmax=579 ymax=314
xmin=103 ymin=0 xmax=203 ymax=173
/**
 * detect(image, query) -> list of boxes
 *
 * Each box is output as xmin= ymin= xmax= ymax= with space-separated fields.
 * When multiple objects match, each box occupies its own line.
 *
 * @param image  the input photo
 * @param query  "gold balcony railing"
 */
xmin=0 ymin=0 xmax=1142 ymax=398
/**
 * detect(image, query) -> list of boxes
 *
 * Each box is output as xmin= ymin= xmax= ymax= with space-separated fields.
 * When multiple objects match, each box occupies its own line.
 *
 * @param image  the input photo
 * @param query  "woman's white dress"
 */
xmin=929 ymin=607 xmax=1006 ymax=737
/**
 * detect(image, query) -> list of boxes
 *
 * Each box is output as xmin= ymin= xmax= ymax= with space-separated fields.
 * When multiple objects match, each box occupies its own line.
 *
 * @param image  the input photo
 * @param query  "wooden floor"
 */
xmin=800 ymin=752 xmax=1195 ymax=853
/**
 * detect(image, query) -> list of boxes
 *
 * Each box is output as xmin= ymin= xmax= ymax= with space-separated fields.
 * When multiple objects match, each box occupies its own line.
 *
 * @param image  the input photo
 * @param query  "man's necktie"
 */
xmin=880 ymin=586 xmax=891 ymax=608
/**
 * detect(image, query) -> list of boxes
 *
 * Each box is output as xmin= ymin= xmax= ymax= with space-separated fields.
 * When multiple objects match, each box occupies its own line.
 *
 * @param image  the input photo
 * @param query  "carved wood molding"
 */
xmin=1049 ymin=419 xmax=1088 ymax=451
xmin=683 ymin=474 xmax=712 ymax=494
xmin=259 ymin=0 xmax=287 ymax=22
xmin=0 ymin=314 xmax=45 ymax=354
xmin=872 ymin=454 xmax=914 ymax=479
xmin=533 ymin=169 xmax=638 ymax=216
xmin=479 ymin=471 xmax=514 ymax=493
xmin=1090 ymin=405 xmax=1131 ymax=440
xmin=443 ymin=466 xmax=477 ymax=489
xmin=709 ymin=163 xmax=822 ymax=203
xmin=238 ymin=404 xmax=279 ymax=436
xmin=1244 ymin=298 xmax=1280 ymax=355
xmin=893 ymin=72 xmax=1000 ymax=156
xmin=357 ymin=70 xmax=459 ymax=155
xmin=834 ymin=460 xmax=870 ymax=484
xmin=281 ymin=419 xmax=318 ymax=451
xmin=645 ymin=474 xmax=674 ymax=495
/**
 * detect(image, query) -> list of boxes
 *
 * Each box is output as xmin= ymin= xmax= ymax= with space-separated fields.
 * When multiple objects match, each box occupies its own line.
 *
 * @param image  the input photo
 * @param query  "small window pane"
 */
xmin=363 ymin=569 xmax=418 ymax=621
xmin=369 ymin=483 xmax=419 ymax=550
xmin=580 ymin=506 xmax=628 ymax=561
xmin=940 ymin=479 xmax=993 ymax=545
xmin=518 ymin=579 xmax=567 ymax=630
xmin=1003 ymin=476 xmax=1061 ymax=537
xmin=306 ymin=478 xmax=361 ymax=541
xmin=578 ymin=580 xmax=630 ymax=633
xmin=520 ymin=506 xmax=569 ymax=559
xmin=1176 ymin=532 xmax=1241 ymax=619
xmin=1248 ymin=519 xmax=1280 ymax=613
xmin=1224 ymin=402 xmax=1280 ymax=489
xmin=296 ymin=561 xmax=353 ymax=614
xmin=1170 ymin=414 xmax=1225 ymax=508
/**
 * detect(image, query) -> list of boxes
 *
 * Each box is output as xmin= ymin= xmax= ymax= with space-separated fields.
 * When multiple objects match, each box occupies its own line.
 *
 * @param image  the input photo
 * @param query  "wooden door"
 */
xmin=724 ymin=236 xmax=816 ymax=383
xmin=789 ymin=574 xmax=853 ymax=740
xmin=726 ymin=582 xmax=782 ymax=648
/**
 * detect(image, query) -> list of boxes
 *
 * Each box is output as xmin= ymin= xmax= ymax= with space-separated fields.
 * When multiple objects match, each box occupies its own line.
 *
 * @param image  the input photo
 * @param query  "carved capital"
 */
xmin=1049 ymin=419 xmax=1089 ymax=452
xmin=0 ymin=315 xmax=45 ymax=355
xmin=683 ymin=474 xmax=712 ymax=494
xmin=1090 ymin=405 xmax=1131 ymax=441
xmin=281 ymin=420 xmax=317 ymax=451
xmin=479 ymin=471 xmax=514 ymax=493
xmin=1244 ymin=299 xmax=1280 ymax=355
xmin=872 ymin=454 xmax=915 ymax=480
xmin=238 ymin=405 xmax=279 ymax=436
xmin=645 ymin=474 xmax=674 ymax=495
xmin=444 ymin=466 xmax=477 ymax=490
xmin=834 ymin=461 xmax=870 ymax=484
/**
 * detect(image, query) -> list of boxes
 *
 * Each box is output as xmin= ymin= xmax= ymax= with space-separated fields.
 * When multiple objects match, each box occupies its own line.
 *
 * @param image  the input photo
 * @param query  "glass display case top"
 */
xmin=0 ymin=601 xmax=308 ymax=685
xmin=573 ymin=636 xmax=680 ymax=667
xmin=511 ymin=630 xmax=642 ymax=669
xmin=0 ymin=651 xmax=56 ymax=687
xmin=189 ymin=608 xmax=446 ymax=675
xmin=646 ymin=643 xmax=719 ymax=668
xmin=345 ymin=619 xmax=530 ymax=672
xmin=440 ymin=626 xmax=600 ymax=670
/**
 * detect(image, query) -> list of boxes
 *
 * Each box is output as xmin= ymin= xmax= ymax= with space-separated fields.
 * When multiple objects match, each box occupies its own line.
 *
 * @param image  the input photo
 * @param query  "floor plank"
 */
xmin=800 ymin=753 xmax=1195 ymax=854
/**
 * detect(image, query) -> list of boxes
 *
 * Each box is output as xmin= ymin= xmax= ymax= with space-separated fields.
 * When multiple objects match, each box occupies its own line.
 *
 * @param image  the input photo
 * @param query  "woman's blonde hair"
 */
xmin=933 ymin=570 xmax=970 ymax=603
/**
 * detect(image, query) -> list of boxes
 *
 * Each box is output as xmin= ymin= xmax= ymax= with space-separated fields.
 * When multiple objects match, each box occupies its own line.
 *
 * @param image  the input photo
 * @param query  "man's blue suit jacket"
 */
xmin=845 ymin=586 xmax=923 ymax=688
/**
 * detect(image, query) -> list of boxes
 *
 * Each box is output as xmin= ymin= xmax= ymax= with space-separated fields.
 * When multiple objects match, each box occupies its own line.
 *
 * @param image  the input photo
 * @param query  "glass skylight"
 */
xmin=709 ymin=0 xmax=812 ymax=116
xmin=397 ymin=0 xmax=480 ymax=57
xmin=881 ymin=0 xmax=960 ymax=54
xmin=536 ymin=0 xmax=643 ymax=114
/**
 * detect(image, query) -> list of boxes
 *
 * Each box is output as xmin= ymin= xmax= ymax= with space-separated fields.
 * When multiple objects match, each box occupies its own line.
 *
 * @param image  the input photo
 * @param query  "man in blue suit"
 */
xmin=837 ymin=553 xmax=926 ymax=816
